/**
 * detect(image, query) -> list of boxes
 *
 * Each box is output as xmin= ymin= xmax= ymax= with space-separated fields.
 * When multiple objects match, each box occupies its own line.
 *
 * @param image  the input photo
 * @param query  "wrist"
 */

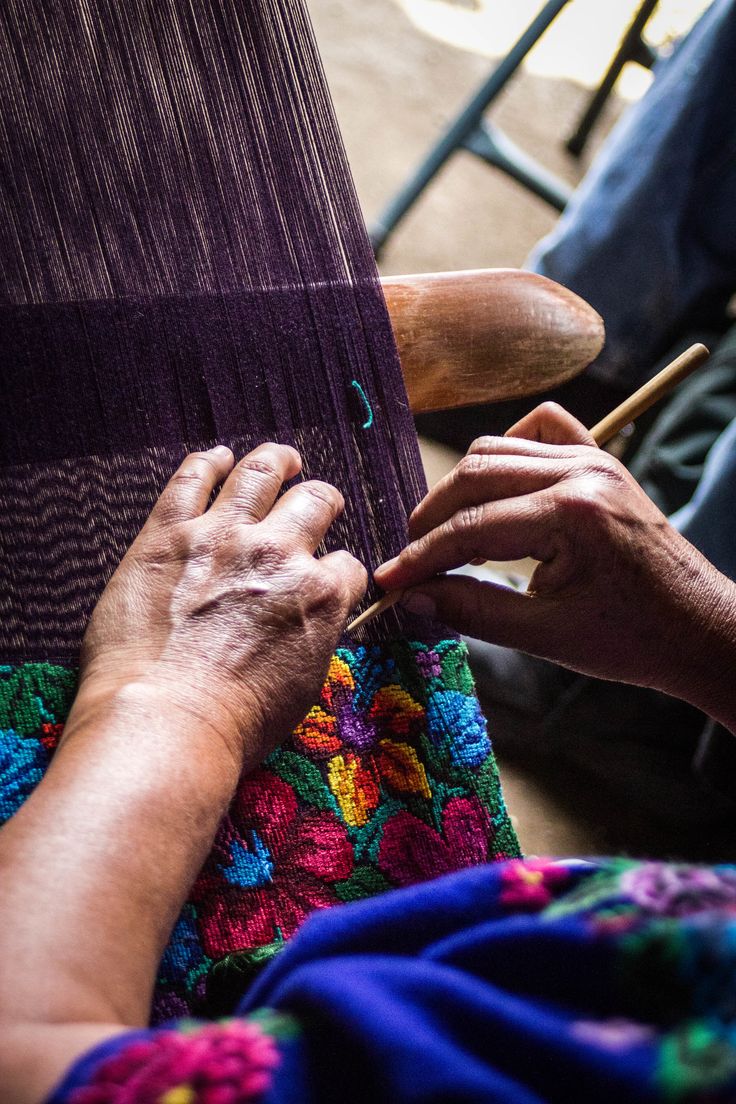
xmin=64 ymin=674 xmax=247 ymax=796
xmin=658 ymin=559 xmax=736 ymax=735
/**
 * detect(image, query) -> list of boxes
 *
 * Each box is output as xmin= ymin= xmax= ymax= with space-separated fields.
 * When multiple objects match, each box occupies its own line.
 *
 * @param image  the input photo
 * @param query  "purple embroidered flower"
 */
xmin=415 ymin=649 xmax=442 ymax=679
xmin=620 ymin=863 xmax=736 ymax=917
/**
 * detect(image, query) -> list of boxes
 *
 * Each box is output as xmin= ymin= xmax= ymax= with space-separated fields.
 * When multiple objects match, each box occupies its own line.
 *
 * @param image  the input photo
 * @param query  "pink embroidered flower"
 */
xmin=378 ymin=795 xmax=491 ymax=887
xmin=499 ymin=858 xmax=571 ymax=911
xmin=572 ymin=1018 xmax=656 ymax=1051
xmin=67 ymin=1019 xmax=280 ymax=1104
xmin=194 ymin=772 xmax=353 ymax=957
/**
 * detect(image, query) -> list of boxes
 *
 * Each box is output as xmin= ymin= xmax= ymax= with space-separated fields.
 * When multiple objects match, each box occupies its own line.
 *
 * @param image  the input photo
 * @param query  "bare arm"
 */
xmin=376 ymin=403 xmax=736 ymax=736
xmin=0 ymin=442 xmax=366 ymax=1104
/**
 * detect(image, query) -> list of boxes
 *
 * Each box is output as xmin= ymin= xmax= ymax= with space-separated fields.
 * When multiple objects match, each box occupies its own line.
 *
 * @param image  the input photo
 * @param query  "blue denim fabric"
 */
xmin=528 ymin=0 xmax=736 ymax=388
xmin=671 ymin=415 xmax=736 ymax=580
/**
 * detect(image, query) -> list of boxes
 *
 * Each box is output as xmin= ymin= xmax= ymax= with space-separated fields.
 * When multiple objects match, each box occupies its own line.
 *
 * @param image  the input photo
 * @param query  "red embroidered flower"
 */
xmin=499 ymin=858 xmax=571 ymax=911
xmin=40 ymin=721 xmax=64 ymax=751
xmin=194 ymin=771 xmax=353 ymax=957
xmin=378 ymin=795 xmax=492 ymax=887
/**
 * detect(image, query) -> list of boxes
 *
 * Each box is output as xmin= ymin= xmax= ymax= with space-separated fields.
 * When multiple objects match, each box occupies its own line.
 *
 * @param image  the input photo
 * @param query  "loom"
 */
xmin=0 ymin=0 xmax=601 ymax=1019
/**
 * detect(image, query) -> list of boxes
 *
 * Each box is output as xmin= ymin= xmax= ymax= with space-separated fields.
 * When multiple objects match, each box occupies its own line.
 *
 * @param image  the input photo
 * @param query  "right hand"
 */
xmin=375 ymin=403 xmax=736 ymax=708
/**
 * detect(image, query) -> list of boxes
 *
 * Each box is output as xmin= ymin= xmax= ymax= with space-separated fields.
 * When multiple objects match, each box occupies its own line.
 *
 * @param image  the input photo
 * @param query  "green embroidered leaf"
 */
xmin=437 ymin=642 xmax=475 ymax=695
xmin=0 ymin=663 xmax=78 ymax=735
xmin=471 ymin=753 xmax=504 ymax=808
xmin=334 ymin=864 xmax=390 ymax=902
xmin=266 ymin=748 xmax=340 ymax=815
xmin=351 ymin=796 xmax=405 ymax=863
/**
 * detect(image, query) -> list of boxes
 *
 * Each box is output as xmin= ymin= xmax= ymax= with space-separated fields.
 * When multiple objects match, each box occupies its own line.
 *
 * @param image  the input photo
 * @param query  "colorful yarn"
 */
xmin=0 ymin=641 xmax=518 ymax=1020
xmin=350 ymin=380 xmax=374 ymax=429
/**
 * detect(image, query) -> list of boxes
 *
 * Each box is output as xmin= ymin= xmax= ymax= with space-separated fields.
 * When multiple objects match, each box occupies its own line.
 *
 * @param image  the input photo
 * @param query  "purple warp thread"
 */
xmin=0 ymin=0 xmax=432 ymax=662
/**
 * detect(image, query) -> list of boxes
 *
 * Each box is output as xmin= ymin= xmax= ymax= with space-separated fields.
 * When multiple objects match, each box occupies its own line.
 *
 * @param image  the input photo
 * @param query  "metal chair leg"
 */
xmin=566 ymin=0 xmax=659 ymax=158
xmin=370 ymin=0 xmax=571 ymax=257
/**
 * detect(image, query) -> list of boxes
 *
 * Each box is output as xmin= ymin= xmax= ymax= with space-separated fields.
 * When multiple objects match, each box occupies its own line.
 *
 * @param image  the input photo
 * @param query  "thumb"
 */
xmin=401 ymin=574 xmax=550 ymax=655
xmin=505 ymin=401 xmax=596 ymax=448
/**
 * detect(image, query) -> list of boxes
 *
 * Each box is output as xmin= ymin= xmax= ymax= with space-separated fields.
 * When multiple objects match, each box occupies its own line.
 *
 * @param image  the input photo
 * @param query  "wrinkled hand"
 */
xmin=376 ymin=404 xmax=736 ymax=702
xmin=78 ymin=443 xmax=367 ymax=768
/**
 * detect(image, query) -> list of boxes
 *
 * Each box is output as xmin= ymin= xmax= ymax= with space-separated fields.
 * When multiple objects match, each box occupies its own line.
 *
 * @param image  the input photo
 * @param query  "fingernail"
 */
xmin=374 ymin=556 xmax=399 ymax=578
xmin=400 ymin=590 xmax=436 ymax=618
xmin=210 ymin=445 xmax=232 ymax=458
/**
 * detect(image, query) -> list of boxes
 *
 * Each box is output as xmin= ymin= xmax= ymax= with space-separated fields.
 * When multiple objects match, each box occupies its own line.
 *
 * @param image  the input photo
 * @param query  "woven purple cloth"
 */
xmin=0 ymin=0 xmax=429 ymax=662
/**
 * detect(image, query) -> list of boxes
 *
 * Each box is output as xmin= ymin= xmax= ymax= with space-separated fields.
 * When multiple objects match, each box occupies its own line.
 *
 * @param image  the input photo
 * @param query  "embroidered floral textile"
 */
xmin=0 ymin=642 xmax=519 ymax=1021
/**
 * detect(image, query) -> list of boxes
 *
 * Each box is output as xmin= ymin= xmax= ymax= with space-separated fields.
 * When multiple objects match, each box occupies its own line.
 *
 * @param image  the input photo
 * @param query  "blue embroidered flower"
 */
xmin=220 ymin=831 xmax=274 ymax=887
xmin=0 ymin=729 xmax=48 ymax=820
xmin=426 ymin=690 xmax=491 ymax=767
xmin=159 ymin=904 xmax=207 ymax=984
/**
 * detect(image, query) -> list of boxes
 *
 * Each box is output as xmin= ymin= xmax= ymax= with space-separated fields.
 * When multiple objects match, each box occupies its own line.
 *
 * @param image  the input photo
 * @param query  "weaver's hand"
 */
xmin=375 ymin=404 xmax=736 ymax=712
xmin=78 ymin=443 xmax=367 ymax=770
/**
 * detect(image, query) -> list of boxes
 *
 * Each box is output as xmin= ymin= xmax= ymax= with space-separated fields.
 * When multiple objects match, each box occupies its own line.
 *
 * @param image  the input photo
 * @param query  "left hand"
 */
xmin=77 ymin=442 xmax=367 ymax=771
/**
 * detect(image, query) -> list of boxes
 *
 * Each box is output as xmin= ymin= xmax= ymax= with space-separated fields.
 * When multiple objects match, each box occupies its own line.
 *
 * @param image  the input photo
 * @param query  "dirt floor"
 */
xmin=307 ymin=0 xmax=725 ymax=857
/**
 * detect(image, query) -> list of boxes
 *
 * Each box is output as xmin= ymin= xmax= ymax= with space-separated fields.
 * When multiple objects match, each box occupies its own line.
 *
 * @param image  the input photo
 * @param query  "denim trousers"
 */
xmin=528 ymin=0 xmax=736 ymax=390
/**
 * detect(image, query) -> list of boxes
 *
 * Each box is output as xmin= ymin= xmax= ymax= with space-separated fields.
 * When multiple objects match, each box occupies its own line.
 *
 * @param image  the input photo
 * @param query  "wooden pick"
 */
xmin=345 ymin=342 xmax=710 ymax=634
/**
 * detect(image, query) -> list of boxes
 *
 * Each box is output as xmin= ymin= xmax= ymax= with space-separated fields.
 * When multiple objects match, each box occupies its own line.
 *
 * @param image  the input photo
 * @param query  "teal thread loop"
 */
xmin=351 ymin=380 xmax=374 ymax=429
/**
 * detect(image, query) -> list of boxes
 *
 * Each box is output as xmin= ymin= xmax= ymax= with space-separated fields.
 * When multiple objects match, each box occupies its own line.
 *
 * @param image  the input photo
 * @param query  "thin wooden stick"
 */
xmin=345 ymin=343 xmax=710 ymax=634
xmin=589 ymin=343 xmax=710 ymax=445
xmin=344 ymin=588 xmax=405 ymax=633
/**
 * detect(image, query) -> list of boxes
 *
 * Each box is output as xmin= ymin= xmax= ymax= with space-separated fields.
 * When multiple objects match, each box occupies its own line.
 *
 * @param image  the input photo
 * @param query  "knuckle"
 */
xmin=555 ymin=483 xmax=607 ymax=527
xmin=250 ymin=532 xmax=289 ymax=564
xmin=467 ymin=434 xmax=499 ymax=455
xmin=450 ymin=503 xmax=486 ymax=536
xmin=237 ymin=456 xmax=283 ymax=484
xmin=454 ymin=453 xmax=488 ymax=483
xmin=538 ymin=400 xmax=564 ymax=420
xmin=336 ymin=552 xmax=369 ymax=594
xmin=171 ymin=454 xmax=217 ymax=486
xmin=319 ymin=574 xmax=344 ymax=609
xmin=299 ymin=480 xmax=343 ymax=511
xmin=183 ymin=523 xmax=213 ymax=556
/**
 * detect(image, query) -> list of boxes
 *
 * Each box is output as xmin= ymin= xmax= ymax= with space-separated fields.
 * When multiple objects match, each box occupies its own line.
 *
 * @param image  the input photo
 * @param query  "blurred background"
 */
xmin=310 ymin=0 xmax=708 ymax=275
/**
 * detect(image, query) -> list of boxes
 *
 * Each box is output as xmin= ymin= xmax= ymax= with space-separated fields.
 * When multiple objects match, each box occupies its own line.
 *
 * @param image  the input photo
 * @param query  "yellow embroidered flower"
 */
xmin=370 ymin=685 xmax=425 ymax=736
xmin=377 ymin=739 xmax=432 ymax=799
xmin=327 ymin=655 xmax=355 ymax=690
xmin=160 ymin=1086 xmax=196 ymax=1104
xmin=327 ymin=752 xmax=380 ymax=827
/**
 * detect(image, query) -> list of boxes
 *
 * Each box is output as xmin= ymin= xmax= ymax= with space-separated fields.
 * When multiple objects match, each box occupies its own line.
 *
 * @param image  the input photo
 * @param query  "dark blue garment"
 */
xmin=529 ymin=0 xmax=736 ymax=388
xmin=49 ymin=857 xmax=736 ymax=1103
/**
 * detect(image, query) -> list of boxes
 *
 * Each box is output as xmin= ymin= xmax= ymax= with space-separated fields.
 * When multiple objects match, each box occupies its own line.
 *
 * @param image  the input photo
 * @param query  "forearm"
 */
xmin=0 ymin=680 xmax=241 ymax=1030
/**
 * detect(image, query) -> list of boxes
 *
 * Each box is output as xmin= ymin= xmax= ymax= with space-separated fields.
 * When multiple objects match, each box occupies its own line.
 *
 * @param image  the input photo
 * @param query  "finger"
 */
xmin=319 ymin=550 xmax=369 ymax=613
xmin=376 ymin=493 xmax=556 ymax=590
xmin=212 ymin=442 xmax=302 ymax=522
xmin=465 ymin=433 xmax=588 ymax=461
xmin=408 ymin=452 xmax=570 ymax=542
xmin=505 ymin=402 xmax=597 ymax=447
xmin=399 ymin=575 xmax=552 ymax=657
xmin=266 ymin=479 xmax=345 ymax=553
xmin=148 ymin=446 xmax=235 ymax=526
